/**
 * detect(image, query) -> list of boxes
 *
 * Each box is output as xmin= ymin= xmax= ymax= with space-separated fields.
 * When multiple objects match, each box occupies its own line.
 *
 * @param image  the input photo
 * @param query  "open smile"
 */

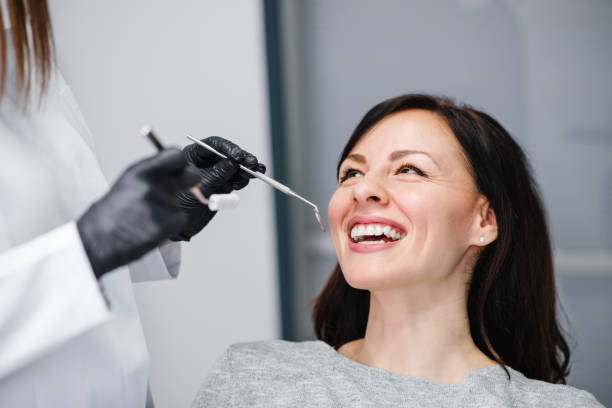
xmin=347 ymin=216 xmax=407 ymax=253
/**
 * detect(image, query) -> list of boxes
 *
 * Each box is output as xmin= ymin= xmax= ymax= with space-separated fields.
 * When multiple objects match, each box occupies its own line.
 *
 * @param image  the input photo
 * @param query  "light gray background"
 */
xmin=49 ymin=1 xmax=279 ymax=407
xmin=276 ymin=0 xmax=612 ymax=405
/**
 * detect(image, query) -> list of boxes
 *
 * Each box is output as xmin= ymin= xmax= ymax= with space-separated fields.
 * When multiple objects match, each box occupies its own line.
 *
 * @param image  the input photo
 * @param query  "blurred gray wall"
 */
xmin=275 ymin=0 xmax=612 ymax=405
xmin=49 ymin=2 xmax=279 ymax=407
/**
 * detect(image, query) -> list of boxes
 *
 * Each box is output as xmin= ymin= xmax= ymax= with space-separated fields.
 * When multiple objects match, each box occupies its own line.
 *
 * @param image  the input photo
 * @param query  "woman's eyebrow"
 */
xmin=345 ymin=153 xmax=366 ymax=163
xmin=388 ymin=149 xmax=440 ymax=168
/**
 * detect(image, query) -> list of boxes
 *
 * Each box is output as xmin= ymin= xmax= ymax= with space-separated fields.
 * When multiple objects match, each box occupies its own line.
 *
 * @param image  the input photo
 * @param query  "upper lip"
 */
xmin=347 ymin=216 xmax=407 ymax=234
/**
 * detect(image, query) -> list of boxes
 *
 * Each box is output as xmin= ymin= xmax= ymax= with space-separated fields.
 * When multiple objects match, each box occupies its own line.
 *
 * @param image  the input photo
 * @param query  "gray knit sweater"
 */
xmin=191 ymin=340 xmax=604 ymax=407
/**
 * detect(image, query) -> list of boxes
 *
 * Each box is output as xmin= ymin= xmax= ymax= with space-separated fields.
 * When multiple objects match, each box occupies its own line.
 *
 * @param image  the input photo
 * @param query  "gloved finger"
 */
xmin=230 ymin=171 xmax=251 ymax=191
xmin=219 ymin=182 xmax=234 ymax=194
xmin=231 ymin=177 xmax=249 ymax=191
xmin=229 ymin=161 xmax=266 ymax=189
xmin=240 ymin=153 xmax=266 ymax=173
xmin=197 ymin=159 xmax=240 ymax=195
xmin=235 ymin=162 xmax=266 ymax=180
xmin=183 ymin=141 xmax=222 ymax=168
xmin=193 ymin=136 xmax=265 ymax=176
xmin=204 ymin=136 xmax=248 ymax=163
xmin=228 ymin=158 xmax=267 ymax=189
xmin=187 ymin=135 xmax=255 ymax=169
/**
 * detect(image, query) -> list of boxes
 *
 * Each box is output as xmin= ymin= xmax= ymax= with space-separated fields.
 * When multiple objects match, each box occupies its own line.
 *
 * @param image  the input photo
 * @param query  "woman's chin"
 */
xmin=342 ymin=268 xmax=404 ymax=291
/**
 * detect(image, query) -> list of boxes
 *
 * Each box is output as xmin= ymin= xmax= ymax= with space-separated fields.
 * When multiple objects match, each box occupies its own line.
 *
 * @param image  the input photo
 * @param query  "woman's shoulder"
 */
xmin=222 ymin=339 xmax=331 ymax=370
xmin=503 ymin=367 xmax=603 ymax=407
xmin=194 ymin=341 xmax=333 ymax=407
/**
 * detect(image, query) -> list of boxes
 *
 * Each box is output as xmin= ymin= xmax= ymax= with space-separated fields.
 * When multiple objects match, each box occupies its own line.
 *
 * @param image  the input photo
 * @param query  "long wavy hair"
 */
xmin=312 ymin=94 xmax=571 ymax=384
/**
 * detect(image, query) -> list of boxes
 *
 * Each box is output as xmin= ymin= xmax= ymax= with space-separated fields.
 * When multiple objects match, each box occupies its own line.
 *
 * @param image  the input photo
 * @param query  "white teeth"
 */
xmin=349 ymin=223 xmax=407 ymax=242
xmin=359 ymin=240 xmax=385 ymax=245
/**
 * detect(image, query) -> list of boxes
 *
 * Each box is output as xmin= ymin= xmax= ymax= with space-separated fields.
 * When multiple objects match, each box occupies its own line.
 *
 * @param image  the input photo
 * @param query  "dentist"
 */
xmin=0 ymin=1 xmax=264 ymax=407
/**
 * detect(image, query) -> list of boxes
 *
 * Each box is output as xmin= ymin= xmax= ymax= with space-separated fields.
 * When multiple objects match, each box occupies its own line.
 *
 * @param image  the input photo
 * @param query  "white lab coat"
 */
xmin=0 ymin=27 xmax=180 ymax=407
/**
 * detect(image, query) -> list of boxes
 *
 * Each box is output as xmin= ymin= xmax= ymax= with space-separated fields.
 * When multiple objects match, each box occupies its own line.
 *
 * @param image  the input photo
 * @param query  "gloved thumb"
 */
xmin=136 ymin=150 xmax=200 ymax=193
xmin=138 ymin=148 xmax=188 ymax=177
xmin=176 ymin=164 xmax=202 ymax=190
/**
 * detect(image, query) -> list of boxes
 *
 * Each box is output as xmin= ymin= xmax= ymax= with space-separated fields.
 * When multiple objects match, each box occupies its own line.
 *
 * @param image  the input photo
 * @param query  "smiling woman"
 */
xmin=318 ymin=95 xmax=560 ymax=374
xmin=192 ymin=94 xmax=604 ymax=407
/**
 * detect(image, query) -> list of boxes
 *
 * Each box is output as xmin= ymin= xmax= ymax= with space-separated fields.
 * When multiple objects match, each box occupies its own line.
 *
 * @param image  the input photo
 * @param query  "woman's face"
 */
xmin=328 ymin=109 xmax=485 ymax=291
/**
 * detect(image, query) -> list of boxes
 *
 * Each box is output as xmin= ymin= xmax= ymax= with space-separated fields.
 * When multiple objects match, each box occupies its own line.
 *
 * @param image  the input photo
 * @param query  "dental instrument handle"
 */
xmin=144 ymin=126 xmax=164 ymax=151
xmin=247 ymin=169 xmax=293 ymax=195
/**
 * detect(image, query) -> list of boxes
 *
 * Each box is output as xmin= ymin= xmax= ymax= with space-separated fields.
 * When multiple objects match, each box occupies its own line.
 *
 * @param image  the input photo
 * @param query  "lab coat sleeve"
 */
xmin=128 ymin=241 xmax=182 ymax=283
xmin=0 ymin=222 xmax=111 ymax=378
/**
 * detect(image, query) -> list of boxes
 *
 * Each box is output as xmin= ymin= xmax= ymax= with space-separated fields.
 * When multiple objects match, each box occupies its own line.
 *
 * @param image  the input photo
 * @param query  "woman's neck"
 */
xmin=337 ymin=284 xmax=495 ymax=383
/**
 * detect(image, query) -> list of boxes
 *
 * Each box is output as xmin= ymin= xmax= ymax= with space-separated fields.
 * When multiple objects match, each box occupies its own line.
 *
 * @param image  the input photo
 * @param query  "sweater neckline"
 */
xmin=314 ymin=340 xmax=506 ymax=389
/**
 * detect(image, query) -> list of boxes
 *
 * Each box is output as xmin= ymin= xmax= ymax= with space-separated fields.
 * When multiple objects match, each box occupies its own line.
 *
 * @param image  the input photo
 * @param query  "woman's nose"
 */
xmin=351 ymin=176 xmax=389 ymax=206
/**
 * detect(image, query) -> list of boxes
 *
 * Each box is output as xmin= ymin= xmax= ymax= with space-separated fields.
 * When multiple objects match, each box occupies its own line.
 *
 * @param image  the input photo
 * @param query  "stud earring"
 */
xmin=479 ymin=237 xmax=485 ymax=243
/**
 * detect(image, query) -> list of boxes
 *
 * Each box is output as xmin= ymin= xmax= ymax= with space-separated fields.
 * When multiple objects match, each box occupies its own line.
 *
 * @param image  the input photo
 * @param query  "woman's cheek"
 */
xmin=328 ymin=189 xmax=349 ymax=243
xmin=391 ymin=188 xmax=426 ymax=221
xmin=328 ymin=189 xmax=348 ymax=224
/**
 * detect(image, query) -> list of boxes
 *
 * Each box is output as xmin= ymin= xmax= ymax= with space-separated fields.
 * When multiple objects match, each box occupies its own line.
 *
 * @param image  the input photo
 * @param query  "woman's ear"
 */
xmin=471 ymin=195 xmax=498 ymax=246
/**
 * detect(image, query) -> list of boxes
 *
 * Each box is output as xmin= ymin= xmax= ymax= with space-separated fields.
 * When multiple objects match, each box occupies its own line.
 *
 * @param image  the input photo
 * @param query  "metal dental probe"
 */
xmin=186 ymin=135 xmax=327 ymax=232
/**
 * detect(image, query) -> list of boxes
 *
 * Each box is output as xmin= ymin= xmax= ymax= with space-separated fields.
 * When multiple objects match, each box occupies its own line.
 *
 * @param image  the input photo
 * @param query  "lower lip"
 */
xmin=348 ymin=238 xmax=402 ymax=253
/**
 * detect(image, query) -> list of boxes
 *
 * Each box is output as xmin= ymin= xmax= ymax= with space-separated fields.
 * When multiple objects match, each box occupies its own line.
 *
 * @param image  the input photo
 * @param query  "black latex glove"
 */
xmin=170 ymin=136 xmax=266 ymax=241
xmin=77 ymin=149 xmax=200 ymax=278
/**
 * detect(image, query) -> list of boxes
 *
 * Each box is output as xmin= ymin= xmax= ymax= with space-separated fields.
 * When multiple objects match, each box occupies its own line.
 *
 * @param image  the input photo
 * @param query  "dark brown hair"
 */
xmin=313 ymin=94 xmax=571 ymax=384
xmin=0 ymin=0 xmax=54 ymax=106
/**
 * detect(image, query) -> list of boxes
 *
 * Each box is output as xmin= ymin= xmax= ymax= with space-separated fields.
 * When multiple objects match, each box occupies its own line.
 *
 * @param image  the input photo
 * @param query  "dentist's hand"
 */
xmin=77 ymin=149 xmax=200 ymax=278
xmin=169 ymin=136 xmax=266 ymax=241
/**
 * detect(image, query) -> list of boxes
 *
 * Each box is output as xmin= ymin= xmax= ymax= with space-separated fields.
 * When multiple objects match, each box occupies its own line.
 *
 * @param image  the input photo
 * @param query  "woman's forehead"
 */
xmin=348 ymin=110 xmax=465 ymax=166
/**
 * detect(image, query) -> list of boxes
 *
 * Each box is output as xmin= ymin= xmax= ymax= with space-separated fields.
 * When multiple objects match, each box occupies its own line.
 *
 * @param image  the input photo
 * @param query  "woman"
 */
xmin=192 ymin=95 xmax=603 ymax=407
xmin=0 ymin=1 xmax=263 ymax=406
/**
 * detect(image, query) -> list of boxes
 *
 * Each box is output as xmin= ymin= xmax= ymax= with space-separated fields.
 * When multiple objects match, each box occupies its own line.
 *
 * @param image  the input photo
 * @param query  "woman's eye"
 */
xmin=339 ymin=168 xmax=362 ymax=183
xmin=396 ymin=164 xmax=426 ymax=177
